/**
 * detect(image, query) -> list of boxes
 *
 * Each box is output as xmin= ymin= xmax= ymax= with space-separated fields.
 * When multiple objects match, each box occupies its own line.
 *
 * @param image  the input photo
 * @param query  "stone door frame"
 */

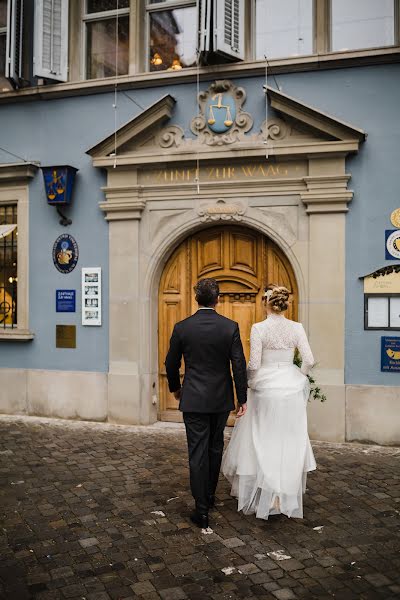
xmin=87 ymin=84 xmax=365 ymax=438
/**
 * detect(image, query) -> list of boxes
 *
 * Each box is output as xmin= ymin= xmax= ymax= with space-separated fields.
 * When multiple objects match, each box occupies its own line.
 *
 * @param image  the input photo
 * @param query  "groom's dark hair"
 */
xmin=194 ymin=278 xmax=220 ymax=307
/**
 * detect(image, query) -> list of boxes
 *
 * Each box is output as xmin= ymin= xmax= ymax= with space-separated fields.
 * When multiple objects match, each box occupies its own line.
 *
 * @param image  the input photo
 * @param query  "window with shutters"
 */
xmin=34 ymin=0 xmax=69 ymax=82
xmin=84 ymin=0 xmax=130 ymax=79
xmin=147 ymin=0 xmax=197 ymax=72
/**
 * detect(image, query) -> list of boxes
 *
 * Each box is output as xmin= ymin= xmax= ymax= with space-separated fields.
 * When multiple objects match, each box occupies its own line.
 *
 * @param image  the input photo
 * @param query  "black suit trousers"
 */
xmin=183 ymin=411 xmax=230 ymax=514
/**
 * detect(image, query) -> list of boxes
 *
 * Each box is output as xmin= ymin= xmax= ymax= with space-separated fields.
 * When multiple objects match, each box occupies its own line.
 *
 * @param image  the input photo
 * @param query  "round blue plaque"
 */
xmin=53 ymin=234 xmax=79 ymax=274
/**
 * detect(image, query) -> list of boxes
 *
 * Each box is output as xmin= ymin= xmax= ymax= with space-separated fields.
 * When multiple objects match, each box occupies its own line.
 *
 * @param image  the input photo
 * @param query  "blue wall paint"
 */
xmin=0 ymin=64 xmax=399 ymax=382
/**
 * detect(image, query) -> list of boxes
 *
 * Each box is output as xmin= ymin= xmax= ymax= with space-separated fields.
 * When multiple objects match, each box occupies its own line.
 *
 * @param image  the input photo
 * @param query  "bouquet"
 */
xmin=294 ymin=349 xmax=326 ymax=403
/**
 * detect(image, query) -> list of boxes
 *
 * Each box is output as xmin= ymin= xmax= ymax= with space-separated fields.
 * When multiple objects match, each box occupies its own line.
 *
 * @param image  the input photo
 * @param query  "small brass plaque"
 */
xmin=56 ymin=325 xmax=76 ymax=348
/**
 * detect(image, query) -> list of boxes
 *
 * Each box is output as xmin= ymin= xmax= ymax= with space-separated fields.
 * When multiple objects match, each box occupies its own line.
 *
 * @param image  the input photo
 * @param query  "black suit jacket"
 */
xmin=165 ymin=309 xmax=247 ymax=413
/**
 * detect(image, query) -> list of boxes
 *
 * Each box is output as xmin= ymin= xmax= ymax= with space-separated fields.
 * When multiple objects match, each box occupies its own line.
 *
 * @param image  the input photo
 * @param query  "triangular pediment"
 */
xmin=265 ymin=86 xmax=365 ymax=143
xmin=87 ymin=83 xmax=365 ymax=168
xmin=87 ymin=94 xmax=176 ymax=159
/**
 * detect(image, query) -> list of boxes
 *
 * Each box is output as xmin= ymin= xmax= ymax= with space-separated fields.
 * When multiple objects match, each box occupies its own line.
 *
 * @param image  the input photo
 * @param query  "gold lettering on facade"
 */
xmin=141 ymin=162 xmax=303 ymax=185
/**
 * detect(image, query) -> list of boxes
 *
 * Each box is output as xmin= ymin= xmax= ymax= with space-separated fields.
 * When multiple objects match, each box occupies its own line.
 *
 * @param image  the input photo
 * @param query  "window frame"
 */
xmin=0 ymin=204 xmax=17 ymax=329
xmin=252 ymin=0 xmax=317 ymax=61
xmin=63 ymin=0 xmax=400 ymax=84
xmin=145 ymin=0 xmax=197 ymax=73
xmin=364 ymin=293 xmax=400 ymax=331
xmin=0 ymin=0 xmax=8 ymax=78
xmin=328 ymin=0 xmax=400 ymax=54
xmin=0 ymin=165 xmax=35 ymax=341
xmin=79 ymin=0 xmax=132 ymax=80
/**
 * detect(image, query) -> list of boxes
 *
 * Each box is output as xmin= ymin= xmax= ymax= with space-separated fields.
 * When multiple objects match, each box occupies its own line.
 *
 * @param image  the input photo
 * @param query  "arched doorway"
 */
xmin=158 ymin=225 xmax=298 ymax=422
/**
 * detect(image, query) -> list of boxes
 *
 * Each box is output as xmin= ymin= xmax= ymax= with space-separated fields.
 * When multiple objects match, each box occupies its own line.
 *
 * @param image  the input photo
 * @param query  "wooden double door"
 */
xmin=158 ymin=226 xmax=298 ymax=422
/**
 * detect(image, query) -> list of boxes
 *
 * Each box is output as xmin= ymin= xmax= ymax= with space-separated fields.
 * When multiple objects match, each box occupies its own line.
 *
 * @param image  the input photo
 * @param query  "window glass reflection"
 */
xmin=255 ymin=0 xmax=313 ymax=59
xmin=150 ymin=7 xmax=197 ymax=71
xmin=87 ymin=0 xmax=129 ymax=13
xmin=86 ymin=16 xmax=129 ymax=79
xmin=0 ymin=205 xmax=17 ymax=328
xmin=331 ymin=0 xmax=394 ymax=51
xmin=0 ymin=0 xmax=7 ymax=28
xmin=0 ymin=35 xmax=5 ymax=76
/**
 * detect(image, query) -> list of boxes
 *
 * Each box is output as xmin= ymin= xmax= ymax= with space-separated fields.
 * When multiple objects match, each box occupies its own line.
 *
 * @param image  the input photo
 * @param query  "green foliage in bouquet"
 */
xmin=294 ymin=349 xmax=327 ymax=403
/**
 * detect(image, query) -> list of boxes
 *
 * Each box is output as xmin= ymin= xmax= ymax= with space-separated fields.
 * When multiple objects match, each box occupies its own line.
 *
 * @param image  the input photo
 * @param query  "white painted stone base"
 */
xmin=346 ymin=385 xmax=400 ymax=446
xmin=0 ymin=368 xmax=107 ymax=422
xmin=0 ymin=369 xmax=399 ymax=445
xmin=308 ymin=385 xmax=346 ymax=443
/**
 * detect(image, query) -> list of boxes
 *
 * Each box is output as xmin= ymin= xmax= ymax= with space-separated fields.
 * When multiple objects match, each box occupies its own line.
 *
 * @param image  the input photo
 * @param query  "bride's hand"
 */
xmin=236 ymin=403 xmax=247 ymax=418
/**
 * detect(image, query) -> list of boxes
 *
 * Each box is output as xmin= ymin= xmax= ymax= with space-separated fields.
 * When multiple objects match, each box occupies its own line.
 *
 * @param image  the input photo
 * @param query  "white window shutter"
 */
xmin=34 ymin=0 xmax=69 ymax=82
xmin=198 ymin=0 xmax=212 ymax=53
xmin=214 ymin=0 xmax=244 ymax=61
xmin=5 ymin=0 xmax=24 ymax=85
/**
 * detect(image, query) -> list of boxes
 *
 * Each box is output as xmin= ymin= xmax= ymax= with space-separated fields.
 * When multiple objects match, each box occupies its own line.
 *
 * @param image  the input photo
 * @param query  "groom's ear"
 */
xmin=215 ymin=296 xmax=220 ymax=306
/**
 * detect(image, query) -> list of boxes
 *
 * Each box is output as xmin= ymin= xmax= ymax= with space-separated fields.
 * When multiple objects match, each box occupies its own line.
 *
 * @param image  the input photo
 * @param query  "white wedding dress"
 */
xmin=222 ymin=313 xmax=316 ymax=520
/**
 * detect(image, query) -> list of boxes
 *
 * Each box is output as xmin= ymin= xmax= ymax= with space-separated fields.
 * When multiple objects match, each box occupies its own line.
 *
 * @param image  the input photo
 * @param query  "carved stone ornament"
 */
xmin=259 ymin=118 xmax=290 ymax=142
xmin=156 ymin=125 xmax=185 ymax=148
xmin=191 ymin=80 xmax=253 ymax=146
xmin=198 ymin=199 xmax=246 ymax=222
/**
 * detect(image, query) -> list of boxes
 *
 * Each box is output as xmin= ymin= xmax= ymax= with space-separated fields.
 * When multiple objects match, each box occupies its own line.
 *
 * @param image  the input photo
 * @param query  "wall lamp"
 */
xmin=41 ymin=165 xmax=79 ymax=226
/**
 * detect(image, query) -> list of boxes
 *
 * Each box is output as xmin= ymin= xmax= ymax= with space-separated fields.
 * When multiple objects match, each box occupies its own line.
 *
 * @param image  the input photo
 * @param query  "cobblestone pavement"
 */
xmin=0 ymin=416 xmax=399 ymax=600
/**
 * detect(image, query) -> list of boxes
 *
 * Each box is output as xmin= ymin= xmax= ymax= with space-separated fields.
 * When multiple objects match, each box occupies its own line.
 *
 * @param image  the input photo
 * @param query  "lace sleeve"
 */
xmin=296 ymin=323 xmax=315 ymax=375
xmin=247 ymin=325 xmax=262 ymax=387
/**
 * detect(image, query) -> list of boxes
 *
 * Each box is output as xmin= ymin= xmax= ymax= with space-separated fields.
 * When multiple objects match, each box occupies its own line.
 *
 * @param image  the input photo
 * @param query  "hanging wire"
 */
xmin=0 ymin=146 xmax=28 ymax=163
xmin=263 ymin=54 xmax=282 ymax=161
xmin=113 ymin=0 xmax=120 ymax=169
xmin=120 ymin=90 xmax=144 ymax=111
xmin=194 ymin=49 xmax=201 ymax=195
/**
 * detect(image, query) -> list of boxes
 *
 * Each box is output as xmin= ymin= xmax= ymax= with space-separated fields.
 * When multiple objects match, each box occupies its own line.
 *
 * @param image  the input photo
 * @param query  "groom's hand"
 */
xmin=236 ymin=403 xmax=247 ymax=418
xmin=173 ymin=389 xmax=181 ymax=401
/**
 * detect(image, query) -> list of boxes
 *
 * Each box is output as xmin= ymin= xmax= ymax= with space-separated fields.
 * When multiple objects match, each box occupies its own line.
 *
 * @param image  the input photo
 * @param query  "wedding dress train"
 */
xmin=222 ymin=314 xmax=316 ymax=520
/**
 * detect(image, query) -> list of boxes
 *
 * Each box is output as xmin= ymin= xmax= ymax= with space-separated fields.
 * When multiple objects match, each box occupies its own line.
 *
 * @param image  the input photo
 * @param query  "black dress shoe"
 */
xmin=208 ymin=495 xmax=215 ymax=509
xmin=190 ymin=510 xmax=209 ymax=529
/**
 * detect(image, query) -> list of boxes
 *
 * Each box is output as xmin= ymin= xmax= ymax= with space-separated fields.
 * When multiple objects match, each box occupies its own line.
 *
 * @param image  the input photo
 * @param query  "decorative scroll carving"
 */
xmin=191 ymin=80 xmax=253 ymax=146
xmin=156 ymin=125 xmax=184 ymax=148
xmin=198 ymin=199 xmax=246 ymax=222
xmin=259 ymin=118 xmax=290 ymax=142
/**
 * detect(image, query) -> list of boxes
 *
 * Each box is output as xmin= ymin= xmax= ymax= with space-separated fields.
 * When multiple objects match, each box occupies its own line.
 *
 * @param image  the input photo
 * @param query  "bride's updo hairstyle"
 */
xmin=263 ymin=283 xmax=290 ymax=313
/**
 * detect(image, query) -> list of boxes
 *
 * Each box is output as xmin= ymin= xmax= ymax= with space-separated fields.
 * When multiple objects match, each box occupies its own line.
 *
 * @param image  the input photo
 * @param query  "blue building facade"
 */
xmin=0 ymin=0 xmax=399 ymax=443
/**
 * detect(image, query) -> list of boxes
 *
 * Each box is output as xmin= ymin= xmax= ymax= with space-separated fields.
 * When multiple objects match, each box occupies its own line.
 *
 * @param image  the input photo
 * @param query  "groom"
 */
xmin=165 ymin=278 xmax=247 ymax=529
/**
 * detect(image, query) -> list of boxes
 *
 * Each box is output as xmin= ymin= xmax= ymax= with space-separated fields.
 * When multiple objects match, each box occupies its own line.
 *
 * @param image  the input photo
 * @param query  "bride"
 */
xmin=222 ymin=284 xmax=316 ymax=520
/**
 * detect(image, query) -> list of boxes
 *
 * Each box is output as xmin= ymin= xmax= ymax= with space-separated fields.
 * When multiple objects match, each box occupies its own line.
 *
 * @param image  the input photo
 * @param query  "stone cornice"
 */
xmin=0 ymin=162 xmax=39 ymax=184
xmin=0 ymin=46 xmax=399 ymax=105
xmin=91 ymin=140 xmax=360 ymax=169
xmin=301 ymin=175 xmax=353 ymax=213
xmin=99 ymin=186 xmax=146 ymax=221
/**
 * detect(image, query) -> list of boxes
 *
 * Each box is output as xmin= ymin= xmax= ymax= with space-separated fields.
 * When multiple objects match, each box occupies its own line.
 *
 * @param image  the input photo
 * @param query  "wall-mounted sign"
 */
xmin=56 ymin=290 xmax=76 ymax=312
xmin=363 ymin=266 xmax=400 ymax=294
xmin=82 ymin=268 xmax=101 ymax=326
xmin=53 ymin=234 xmax=79 ymax=273
xmin=385 ymin=230 xmax=400 ymax=260
xmin=381 ymin=336 xmax=400 ymax=372
xmin=390 ymin=209 xmax=400 ymax=228
xmin=56 ymin=324 xmax=76 ymax=348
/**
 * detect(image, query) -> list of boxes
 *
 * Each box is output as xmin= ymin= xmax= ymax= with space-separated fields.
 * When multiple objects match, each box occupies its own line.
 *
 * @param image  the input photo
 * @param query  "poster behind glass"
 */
xmin=82 ymin=267 xmax=102 ymax=326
